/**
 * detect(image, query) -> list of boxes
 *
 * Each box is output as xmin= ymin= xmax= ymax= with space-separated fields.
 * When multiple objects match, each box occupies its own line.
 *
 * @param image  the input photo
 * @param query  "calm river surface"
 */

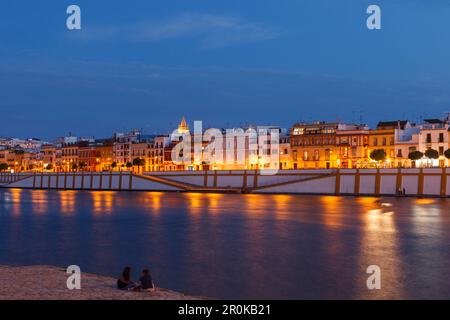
xmin=0 ymin=189 xmax=449 ymax=299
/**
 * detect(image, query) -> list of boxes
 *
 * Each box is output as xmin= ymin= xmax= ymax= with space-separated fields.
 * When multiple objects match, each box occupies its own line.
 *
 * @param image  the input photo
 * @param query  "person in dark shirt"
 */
xmin=139 ymin=269 xmax=155 ymax=291
xmin=117 ymin=266 xmax=139 ymax=291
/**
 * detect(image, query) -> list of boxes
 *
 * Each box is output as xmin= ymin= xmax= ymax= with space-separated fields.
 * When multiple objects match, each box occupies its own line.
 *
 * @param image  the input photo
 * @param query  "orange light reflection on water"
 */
xmin=31 ymin=190 xmax=48 ymax=214
xmin=91 ymin=191 xmax=115 ymax=214
xmin=144 ymin=192 xmax=163 ymax=214
xmin=187 ymin=193 xmax=203 ymax=215
xmin=9 ymin=188 xmax=22 ymax=216
xmin=59 ymin=191 xmax=76 ymax=215
xmin=357 ymin=197 xmax=403 ymax=299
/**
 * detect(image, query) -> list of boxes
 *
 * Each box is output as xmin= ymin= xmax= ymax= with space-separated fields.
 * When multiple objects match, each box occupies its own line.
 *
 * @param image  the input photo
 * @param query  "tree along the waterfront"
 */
xmin=408 ymin=151 xmax=424 ymax=161
xmin=132 ymin=157 xmax=146 ymax=173
xmin=425 ymin=149 xmax=439 ymax=160
xmin=370 ymin=149 xmax=387 ymax=162
xmin=445 ymin=149 xmax=450 ymax=160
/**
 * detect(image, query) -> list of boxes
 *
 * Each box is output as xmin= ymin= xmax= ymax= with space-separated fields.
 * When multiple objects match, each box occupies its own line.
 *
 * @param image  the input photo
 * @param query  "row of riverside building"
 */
xmin=1 ymin=115 xmax=450 ymax=173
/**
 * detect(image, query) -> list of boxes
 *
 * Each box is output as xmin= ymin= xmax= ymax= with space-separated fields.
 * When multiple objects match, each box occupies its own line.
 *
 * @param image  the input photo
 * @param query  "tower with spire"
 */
xmin=178 ymin=116 xmax=190 ymax=134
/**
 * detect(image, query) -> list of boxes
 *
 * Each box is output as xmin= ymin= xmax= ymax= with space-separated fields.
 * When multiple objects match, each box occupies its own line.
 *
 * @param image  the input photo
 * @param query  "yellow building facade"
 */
xmin=368 ymin=121 xmax=408 ymax=167
xmin=290 ymin=122 xmax=340 ymax=169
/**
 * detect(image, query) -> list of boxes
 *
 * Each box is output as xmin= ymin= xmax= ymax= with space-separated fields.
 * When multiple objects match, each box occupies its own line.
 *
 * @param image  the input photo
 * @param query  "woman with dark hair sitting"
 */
xmin=117 ymin=266 xmax=139 ymax=291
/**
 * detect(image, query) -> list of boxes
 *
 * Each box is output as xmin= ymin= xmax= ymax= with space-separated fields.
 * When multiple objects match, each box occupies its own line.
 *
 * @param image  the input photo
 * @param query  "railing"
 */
xmin=0 ymin=173 xmax=31 ymax=184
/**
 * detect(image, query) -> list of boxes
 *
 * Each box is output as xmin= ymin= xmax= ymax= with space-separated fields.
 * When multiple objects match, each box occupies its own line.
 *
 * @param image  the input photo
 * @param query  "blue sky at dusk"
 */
xmin=1 ymin=0 xmax=450 ymax=139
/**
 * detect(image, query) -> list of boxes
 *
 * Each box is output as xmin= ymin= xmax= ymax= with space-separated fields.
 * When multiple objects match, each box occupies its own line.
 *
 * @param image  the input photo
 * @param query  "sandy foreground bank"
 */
xmin=0 ymin=265 xmax=203 ymax=300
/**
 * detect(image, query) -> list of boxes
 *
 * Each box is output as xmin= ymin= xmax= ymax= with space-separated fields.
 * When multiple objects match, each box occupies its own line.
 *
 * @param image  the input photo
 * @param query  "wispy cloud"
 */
xmin=78 ymin=13 xmax=282 ymax=49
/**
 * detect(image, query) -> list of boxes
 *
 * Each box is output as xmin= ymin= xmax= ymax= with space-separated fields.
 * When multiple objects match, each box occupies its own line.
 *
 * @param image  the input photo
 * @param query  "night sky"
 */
xmin=1 ymin=0 xmax=450 ymax=140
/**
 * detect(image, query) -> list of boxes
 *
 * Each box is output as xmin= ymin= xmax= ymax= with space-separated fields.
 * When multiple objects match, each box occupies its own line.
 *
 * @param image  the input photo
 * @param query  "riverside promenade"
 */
xmin=1 ymin=168 xmax=449 ymax=197
xmin=0 ymin=265 xmax=202 ymax=300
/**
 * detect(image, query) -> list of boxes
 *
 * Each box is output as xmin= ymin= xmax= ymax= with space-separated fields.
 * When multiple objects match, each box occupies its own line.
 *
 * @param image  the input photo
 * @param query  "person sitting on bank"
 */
xmin=117 ymin=266 xmax=139 ymax=291
xmin=139 ymin=269 xmax=155 ymax=291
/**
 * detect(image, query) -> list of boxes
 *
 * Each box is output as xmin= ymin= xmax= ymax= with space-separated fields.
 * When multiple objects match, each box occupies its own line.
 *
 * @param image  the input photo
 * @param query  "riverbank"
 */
xmin=1 ymin=168 xmax=449 ymax=197
xmin=0 ymin=265 xmax=203 ymax=300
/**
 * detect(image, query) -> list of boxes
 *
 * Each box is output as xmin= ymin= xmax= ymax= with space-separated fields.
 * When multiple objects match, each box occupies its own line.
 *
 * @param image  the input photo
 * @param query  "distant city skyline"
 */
xmin=2 ymin=112 xmax=450 ymax=143
xmin=2 ymin=1 xmax=450 ymax=139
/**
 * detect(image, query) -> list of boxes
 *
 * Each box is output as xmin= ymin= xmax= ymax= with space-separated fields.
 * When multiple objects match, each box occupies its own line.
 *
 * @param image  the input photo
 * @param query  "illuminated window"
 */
xmin=314 ymin=150 xmax=319 ymax=161
xmin=293 ymin=128 xmax=304 ymax=135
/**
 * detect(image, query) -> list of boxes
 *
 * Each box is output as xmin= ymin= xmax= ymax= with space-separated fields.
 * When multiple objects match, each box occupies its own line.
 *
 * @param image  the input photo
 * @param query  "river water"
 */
xmin=0 ymin=189 xmax=449 ymax=299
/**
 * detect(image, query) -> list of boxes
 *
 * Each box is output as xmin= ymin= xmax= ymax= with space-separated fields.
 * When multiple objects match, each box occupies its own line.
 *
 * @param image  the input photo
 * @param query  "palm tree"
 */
xmin=125 ymin=162 xmax=133 ymax=171
xmin=111 ymin=161 xmax=117 ymax=171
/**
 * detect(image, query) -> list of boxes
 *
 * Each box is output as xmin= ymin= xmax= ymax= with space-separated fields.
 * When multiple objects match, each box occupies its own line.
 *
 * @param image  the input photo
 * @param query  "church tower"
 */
xmin=178 ymin=116 xmax=190 ymax=134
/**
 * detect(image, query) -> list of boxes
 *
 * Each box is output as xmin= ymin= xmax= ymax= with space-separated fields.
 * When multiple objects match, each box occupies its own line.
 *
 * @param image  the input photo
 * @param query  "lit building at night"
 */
xmin=291 ymin=122 xmax=346 ymax=169
xmin=368 ymin=121 xmax=410 ymax=167
xmin=335 ymin=124 xmax=370 ymax=168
